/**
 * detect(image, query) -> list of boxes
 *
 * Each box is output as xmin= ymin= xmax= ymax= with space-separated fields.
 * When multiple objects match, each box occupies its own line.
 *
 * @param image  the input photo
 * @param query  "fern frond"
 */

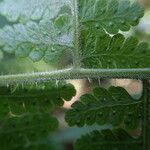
xmin=65 ymin=86 xmax=142 ymax=129
xmin=0 ymin=113 xmax=58 ymax=150
xmin=79 ymin=0 xmax=144 ymax=34
xmin=81 ymin=32 xmax=150 ymax=68
xmin=75 ymin=128 xmax=142 ymax=150
xmin=0 ymin=81 xmax=76 ymax=150
xmin=0 ymin=0 xmax=70 ymax=22
xmin=0 ymin=0 xmax=147 ymax=69
xmin=0 ymin=82 xmax=76 ymax=117
xmin=0 ymin=19 xmax=73 ymax=63
xmin=0 ymin=0 xmax=73 ymax=64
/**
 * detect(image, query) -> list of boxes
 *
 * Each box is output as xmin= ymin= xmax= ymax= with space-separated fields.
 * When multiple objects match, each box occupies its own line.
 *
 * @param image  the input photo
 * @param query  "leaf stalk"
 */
xmin=0 ymin=68 xmax=149 ymax=86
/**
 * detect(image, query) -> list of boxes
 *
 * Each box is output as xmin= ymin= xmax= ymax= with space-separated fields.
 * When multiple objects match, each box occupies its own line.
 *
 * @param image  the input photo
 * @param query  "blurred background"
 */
xmin=0 ymin=0 xmax=150 ymax=150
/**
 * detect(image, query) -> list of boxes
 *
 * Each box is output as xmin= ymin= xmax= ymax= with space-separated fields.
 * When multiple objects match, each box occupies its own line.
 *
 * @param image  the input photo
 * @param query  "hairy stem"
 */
xmin=72 ymin=0 xmax=81 ymax=68
xmin=0 ymin=68 xmax=149 ymax=85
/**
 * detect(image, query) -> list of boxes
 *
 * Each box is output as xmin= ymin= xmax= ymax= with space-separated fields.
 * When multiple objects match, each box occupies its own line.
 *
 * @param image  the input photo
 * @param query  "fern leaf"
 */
xmin=0 ymin=19 xmax=73 ymax=63
xmin=0 ymin=113 xmax=58 ymax=150
xmin=75 ymin=128 xmax=142 ymax=150
xmin=65 ymin=86 xmax=142 ymax=130
xmin=0 ymin=0 xmax=70 ymax=22
xmin=0 ymin=81 xmax=76 ymax=150
xmin=0 ymin=82 xmax=76 ymax=117
xmin=81 ymin=32 xmax=150 ymax=68
xmin=0 ymin=0 xmax=147 ymax=69
xmin=0 ymin=0 xmax=73 ymax=64
xmin=0 ymin=0 xmax=144 ymax=32
xmin=79 ymin=0 xmax=144 ymax=34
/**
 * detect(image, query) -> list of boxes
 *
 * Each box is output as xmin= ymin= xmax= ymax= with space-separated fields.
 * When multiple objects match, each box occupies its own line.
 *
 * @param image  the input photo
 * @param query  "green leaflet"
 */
xmin=75 ymin=128 xmax=142 ymax=150
xmin=0 ymin=82 xmax=76 ymax=117
xmin=0 ymin=0 xmax=143 ymax=31
xmin=78 ymin=0 xmax=144 ymax=34
xmin=65 ymin=86 xmax=142 ymax=130
xmin=81 ymin=32 xmax=150 ymax=68
xmin=0 ymin=0 xmax=73 ymax=65
xmin=0 ymin=113 xmax=58 ymax=150
xmin=0 ymin=0 xmax=70 ymax=22
xmin=0 ymin=19 xmax=73 ymax=64
xmin=0 ymin=81 xmax=76 ymax=150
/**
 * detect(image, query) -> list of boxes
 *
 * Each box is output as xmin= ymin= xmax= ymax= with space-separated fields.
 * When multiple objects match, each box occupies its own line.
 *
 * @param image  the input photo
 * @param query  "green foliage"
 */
xmin=75 ymin=128 xmax=142 ymax=150
xmin=0 ymin=0 xmax=73 ymax=64
xmin=0 ymin=0 xmax=70 ymax=22
xmin=65 ymin=86 xmax=142 ymax=130
xmin=0 ymin=0 xmax=149 ymax=150
xmin=0 ymin=81 xmax=76 ymax=150
xmin=81 ymin=32 xmax=150 ymax=68
xmin=0 ymin=113 xmax=58 ymax=150
xmin=0 ymin=0 xmax=149 ymax=69
xmin=78 ymin=0 xmax=147 ymax=69
xmin=78 ymin=0 xmax=144 ymax=34
xmin=0 ymin=82 xmax=76 ymax=117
